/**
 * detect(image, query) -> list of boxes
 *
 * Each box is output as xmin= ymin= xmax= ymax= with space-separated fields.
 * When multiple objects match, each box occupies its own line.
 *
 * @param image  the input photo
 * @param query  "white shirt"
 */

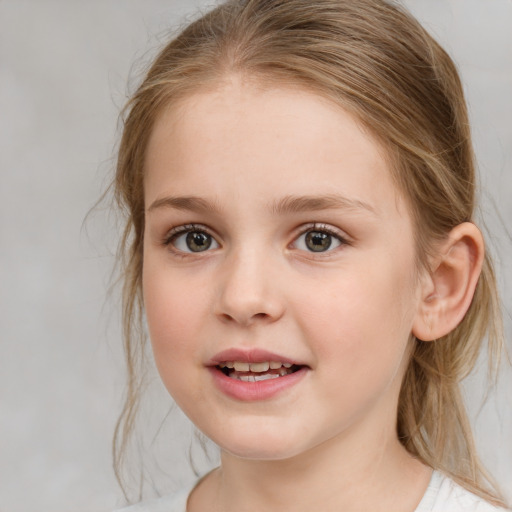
xmin=115 ymin=470 xmax=510 ymax=511
xmin=414 ymin=471 xmax=508 ymax=511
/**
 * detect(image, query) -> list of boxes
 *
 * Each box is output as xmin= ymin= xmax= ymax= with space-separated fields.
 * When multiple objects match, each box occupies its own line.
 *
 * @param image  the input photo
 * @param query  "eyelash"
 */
xmin=162 ymin=222 xmax=350 ymax=255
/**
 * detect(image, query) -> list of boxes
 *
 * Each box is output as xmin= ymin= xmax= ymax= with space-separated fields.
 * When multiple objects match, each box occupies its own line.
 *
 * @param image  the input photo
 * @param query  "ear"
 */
xmin=412 ymin=222 xmax=485 ymax=342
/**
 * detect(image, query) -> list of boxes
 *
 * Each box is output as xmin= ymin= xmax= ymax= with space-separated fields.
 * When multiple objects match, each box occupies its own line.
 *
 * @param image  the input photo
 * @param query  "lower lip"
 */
xmin=208 ymin=366 xmax=308 ymax=401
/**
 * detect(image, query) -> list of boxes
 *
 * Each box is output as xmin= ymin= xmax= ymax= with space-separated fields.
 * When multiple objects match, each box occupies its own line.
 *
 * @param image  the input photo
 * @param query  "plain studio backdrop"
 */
xmin=0 ymin=1 xmax=511 ymax=511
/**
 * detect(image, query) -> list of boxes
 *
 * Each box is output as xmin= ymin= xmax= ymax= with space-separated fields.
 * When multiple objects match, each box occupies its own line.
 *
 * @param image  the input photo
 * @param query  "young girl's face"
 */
xmin=142 ymin=77 xmax=425 ymax=461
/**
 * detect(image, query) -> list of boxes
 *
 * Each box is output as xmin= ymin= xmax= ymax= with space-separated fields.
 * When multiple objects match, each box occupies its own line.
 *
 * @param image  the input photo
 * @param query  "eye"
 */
xmin=292 ymin=226 xmax=346 ymax=253
xmin=166 ymin=225 xmax=219 ymax=253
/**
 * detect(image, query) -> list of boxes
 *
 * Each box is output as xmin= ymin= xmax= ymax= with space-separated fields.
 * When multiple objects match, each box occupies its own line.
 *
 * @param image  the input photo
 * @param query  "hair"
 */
xmin=112 ymin=0 xmax=506 ymax=505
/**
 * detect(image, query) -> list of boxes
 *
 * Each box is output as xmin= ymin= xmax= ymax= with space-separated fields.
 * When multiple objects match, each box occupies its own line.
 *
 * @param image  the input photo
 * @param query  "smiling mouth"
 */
xmin=216 ymin=361 xmax=303 ymax=382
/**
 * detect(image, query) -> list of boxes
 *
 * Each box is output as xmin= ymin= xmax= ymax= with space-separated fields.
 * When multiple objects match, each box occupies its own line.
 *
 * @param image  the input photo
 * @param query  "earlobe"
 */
xmin=412 ymin=223 xmax=484 ymax=342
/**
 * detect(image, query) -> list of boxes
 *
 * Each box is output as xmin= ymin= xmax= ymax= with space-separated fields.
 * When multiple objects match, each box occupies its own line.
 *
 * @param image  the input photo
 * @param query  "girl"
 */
xmin=112 ymin=0 xmax=510 ymax=510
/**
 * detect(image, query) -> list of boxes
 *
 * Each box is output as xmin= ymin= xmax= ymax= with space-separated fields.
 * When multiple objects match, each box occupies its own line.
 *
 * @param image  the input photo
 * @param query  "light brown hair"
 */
xmin=112 ymin=0 xmax=506 ymax=505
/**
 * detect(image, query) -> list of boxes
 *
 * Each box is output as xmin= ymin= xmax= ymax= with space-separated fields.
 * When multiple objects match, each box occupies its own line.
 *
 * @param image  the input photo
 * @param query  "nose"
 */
xmin=214 ymin=248 xmax=285 ymax=327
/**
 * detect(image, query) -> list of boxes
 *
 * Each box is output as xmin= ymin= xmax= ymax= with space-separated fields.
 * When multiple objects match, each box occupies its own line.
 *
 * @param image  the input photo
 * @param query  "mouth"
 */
xmin=208 ymin=350 xmax=308 ymax=400
xmin=216 ymin=361 xmax=303 ymax=382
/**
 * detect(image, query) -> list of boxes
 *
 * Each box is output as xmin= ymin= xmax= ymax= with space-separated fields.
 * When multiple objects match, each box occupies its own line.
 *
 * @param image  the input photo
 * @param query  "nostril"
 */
xmin=218 ymin=311 xmax=271 ymax=325
xmin=219 ymin=312 xmax=237 ymax=323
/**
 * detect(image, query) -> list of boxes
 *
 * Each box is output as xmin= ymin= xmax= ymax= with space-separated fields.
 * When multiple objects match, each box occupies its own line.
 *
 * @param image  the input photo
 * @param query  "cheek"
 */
xmin=294 ymin=257 xmax=417 ymax=374
xmin=142 ymin=260 xmax=208 ymax=385
xmin=144 ymin=277 xmax=186 ymax=347
xmin=291 ymin=267 xmax=417 ymax=431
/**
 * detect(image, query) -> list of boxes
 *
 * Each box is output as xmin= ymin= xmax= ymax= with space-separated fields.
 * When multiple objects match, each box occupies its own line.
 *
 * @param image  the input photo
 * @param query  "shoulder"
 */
xmin=415 ymin=471 xmax=510 ymax=512
xmin=113 ymin=485 xmax=193 ymax=512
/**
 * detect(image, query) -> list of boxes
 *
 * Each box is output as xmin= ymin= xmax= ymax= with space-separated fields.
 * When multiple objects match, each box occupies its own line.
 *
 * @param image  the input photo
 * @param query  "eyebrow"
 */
xmin=147 ymin=193 xmax=376 ymax=216
xmin=270 ymin=194 xmax=377 ymax=216
xmin=147 ymin=195 xmax=221 ymax=214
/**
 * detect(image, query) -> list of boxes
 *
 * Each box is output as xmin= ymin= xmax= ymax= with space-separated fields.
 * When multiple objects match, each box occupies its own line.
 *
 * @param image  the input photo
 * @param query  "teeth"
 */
xmin=249 ymin=361 xmax=270 ymax=372
xmin=255 ymin=373 xmax=280 ymax=381
xmin=236 ymin=373 xmax=280 ymax=382
xmin=220 ymin=361 xmax=293 ymax=371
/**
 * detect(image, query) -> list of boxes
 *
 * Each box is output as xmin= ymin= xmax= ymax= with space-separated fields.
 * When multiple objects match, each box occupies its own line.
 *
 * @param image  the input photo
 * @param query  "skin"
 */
xmin=141 ymin=76 xmax=467 ymax=511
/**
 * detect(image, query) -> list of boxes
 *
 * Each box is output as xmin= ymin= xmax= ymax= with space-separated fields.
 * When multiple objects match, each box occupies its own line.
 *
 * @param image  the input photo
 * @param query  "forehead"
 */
xmin=144 ymin=77 xmax=406 ymax=219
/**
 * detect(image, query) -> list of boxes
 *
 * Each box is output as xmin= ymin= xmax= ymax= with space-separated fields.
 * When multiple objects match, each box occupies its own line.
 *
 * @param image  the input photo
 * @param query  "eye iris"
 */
xmin=186 ymin=231 xmax=212 ymax=252
xmin=305 ymin=231 xmax=332 ymax=252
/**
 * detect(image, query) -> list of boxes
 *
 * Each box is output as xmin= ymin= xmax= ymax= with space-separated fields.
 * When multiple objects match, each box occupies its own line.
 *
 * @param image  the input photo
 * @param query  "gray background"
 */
xmin=0 ymin=1 xmax=511 ymax=511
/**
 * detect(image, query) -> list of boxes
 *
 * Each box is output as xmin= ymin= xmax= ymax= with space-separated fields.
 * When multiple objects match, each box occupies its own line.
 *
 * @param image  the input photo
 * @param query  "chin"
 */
xmin=223 ymin=443 xmax=301 ymax=462
xmin=206 ymin=421 xmax=310 ymax=462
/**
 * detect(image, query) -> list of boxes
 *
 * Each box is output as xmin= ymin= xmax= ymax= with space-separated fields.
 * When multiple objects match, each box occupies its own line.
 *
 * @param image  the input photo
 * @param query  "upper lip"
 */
xmin=207 ymin=348 xmax=306 ymax=367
